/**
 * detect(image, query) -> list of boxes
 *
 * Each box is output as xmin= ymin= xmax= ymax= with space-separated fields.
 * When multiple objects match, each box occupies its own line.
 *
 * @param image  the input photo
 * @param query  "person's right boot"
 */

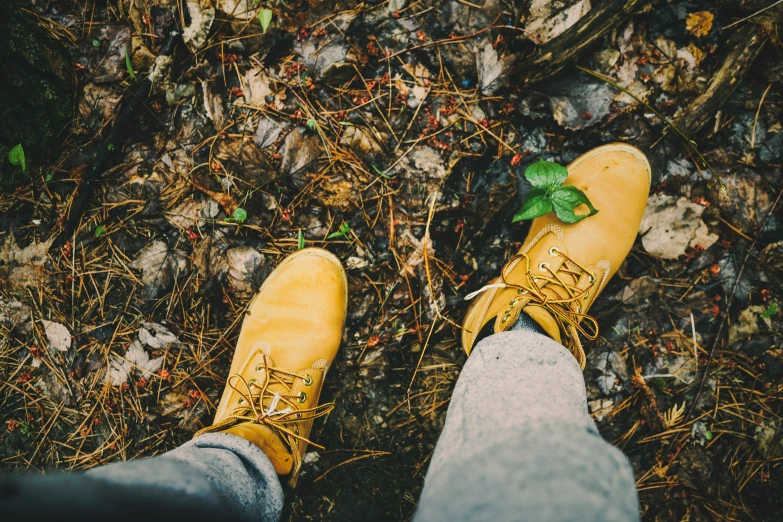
xmin=462 ymin=143 xmax=651 ymax=368
xmin=194 ymin=248 xmax=348 ymax=486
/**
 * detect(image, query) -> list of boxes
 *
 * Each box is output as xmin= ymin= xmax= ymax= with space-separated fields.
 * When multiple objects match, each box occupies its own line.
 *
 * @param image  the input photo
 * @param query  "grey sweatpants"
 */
xmin=0 ymin=331 xmax=638 ymax=522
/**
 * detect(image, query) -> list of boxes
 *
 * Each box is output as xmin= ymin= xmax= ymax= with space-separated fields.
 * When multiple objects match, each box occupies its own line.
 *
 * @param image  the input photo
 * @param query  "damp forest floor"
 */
xmin=2 ymin=0 xmax=783 ymax=520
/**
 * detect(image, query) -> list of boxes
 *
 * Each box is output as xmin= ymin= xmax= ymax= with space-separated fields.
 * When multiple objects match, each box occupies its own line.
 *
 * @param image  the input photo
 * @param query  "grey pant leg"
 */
xmin=85 ymin=433 xmax=284 ymax=522
xmin=415 ymin=331 xmax=639 ymax=522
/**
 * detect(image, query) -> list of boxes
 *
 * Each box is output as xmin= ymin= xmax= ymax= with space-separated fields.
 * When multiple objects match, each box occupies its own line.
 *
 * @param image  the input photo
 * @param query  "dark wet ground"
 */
xmin=1 ymin=1 xmax=783 ymax=520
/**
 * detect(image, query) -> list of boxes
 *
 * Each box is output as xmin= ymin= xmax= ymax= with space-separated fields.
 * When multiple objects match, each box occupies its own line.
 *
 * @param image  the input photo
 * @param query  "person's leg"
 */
xmin=433 ymin=144 xmax=651 ymax=521
xmin=1 ymin=432 xmax=284 ymax=522
xmin=414 ymin=330 xmax=639 ymax=522
xmin=2 ymin=248 xmax=348 ymax=522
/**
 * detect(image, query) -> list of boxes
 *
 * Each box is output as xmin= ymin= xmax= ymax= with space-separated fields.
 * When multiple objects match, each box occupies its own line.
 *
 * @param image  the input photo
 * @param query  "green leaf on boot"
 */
xmin=512 ymin=188 xmax=552 ymax=222
xmin=551 ymin=186 xmax=598 ymax=223
xmin=524 ymin=159 xmax=568 ymax=192
xmin=512 ymin=158 xmax=598 ymax=225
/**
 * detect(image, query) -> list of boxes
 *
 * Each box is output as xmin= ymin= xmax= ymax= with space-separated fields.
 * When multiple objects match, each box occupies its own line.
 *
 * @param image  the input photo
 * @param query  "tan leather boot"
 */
xmin=194 ymin=248 xmax=347 ymax=485
xmin=462 ymin=143 xmax=651 ymax=368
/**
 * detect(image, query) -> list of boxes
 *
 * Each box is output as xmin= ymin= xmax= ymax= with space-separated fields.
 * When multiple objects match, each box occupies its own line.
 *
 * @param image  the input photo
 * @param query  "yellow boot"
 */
xmin=195 ymin=248 xmax=348 ymax=485
xmin=462 ymin=143 xmax=651 ymax=368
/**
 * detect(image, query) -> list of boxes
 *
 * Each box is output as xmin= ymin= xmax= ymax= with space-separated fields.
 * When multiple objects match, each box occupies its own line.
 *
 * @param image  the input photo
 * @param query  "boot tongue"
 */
xmin=223 ymin=422 xmax=294 ymax=474
xmin=520 ymin=305 xmax=562 ymax=344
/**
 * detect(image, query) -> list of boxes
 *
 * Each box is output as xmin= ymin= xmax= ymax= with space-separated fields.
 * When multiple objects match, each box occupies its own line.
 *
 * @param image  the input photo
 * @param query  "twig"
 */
xmin=751 ymin=83 xmax=772 ymax=150
xmin=385 ymin=25 xmax=540 ymax=60
xmin=724 ymin=0 xmax=783 ymax=29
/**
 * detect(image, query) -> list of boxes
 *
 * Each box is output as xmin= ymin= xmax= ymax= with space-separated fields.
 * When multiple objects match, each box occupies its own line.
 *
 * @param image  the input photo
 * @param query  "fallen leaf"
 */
xmin=139 ymin=322 xmax=180 ymax=350
xmin=227 ymin=246 xmax=267 ymax=298
xmin=476 ymin=39 xmax=506 ymax=95
xmin=215 ymin=137 xmax=276 ymax=186
xmin=90 ymin=26 xmax=131 ymax=83
xmin=193 ymin=229 xmax=230 ymax=278
xmin=639 ymin=194 xmax=719 ymax=259
xmin=107 ymin=339 xmax=164 ymax=386
xmin=0 ymin=235 xmax=54 ymax=290
xmin=339 ymin=126 xmax=386 ymax=165
xmin=202 ymin=80 xmax=225 ymax=129
xmin=0 ymin=297 xmax=31 ymax=331
xmin=549 ymin=78 xmax=614 ymax=130
xmin=191 ymin=177 xmax=240 ymax=214
xmin=216 ymin=0 xmax=261 ymax=19
xmin=40 ymin=320 xmax=71 ymax=352
xmin=35 ymin=369 xmax=76 ymax=406
xmin=166 ymin=198 xmax=220 ymax=230
xmin=686 ymin=11 xmax=714 ymax=38
xmin=244 ymin=69 xmax=275 ymax=106
xmin=525 ymin=0 xmax=592 ymax=44
xmin=182 ymin=0 xmax=215 ymax=52
xmin=279 ymin=128 xmax=322 ymax=177
xmin=295 ymin=37 xmax=352 ymax=81
xmin=254 ymin=117 xmax=284 ymax=149
xmin=79 ymin=83 xmax=123 ymax=129
xmin=130 ymin=241 xmax=188 ymax=299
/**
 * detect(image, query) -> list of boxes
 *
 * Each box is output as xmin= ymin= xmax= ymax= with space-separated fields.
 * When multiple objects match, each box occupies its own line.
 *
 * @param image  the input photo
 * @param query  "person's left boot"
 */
xmin=194 ymin=248 xmax=347 ymax=486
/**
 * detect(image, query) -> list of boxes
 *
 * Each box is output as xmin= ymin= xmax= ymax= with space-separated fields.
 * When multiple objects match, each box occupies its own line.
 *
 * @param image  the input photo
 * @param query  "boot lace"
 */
xmin=465 ymin=247 xmax=600 ymax=360
xmin=194 ymin=354 xmax=333 ymax=485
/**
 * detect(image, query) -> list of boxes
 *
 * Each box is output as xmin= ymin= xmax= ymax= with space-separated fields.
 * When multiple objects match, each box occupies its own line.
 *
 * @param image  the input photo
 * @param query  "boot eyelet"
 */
xmin=589 ymin=275 xmax=596 ymax=284
xmin=297 ymin=392 xmax=307 ymax=403
xmin=583 ymin=291 xmax=589 ymax=300
xmin=548 ymin=247 xmax=559 ymax=257
xmin=255 ymin=364 xmax=265 ymax=372
xmin=518 ymin=288 xmax=525 ymax=294
xmin=248 ymin=378 xmax=257 ymax=386
xmin=538 ymin=262 xmax=549 ymax=272
xmin=238 ymin=398 xmax=246 ymax=405
xmin=576 ymin=306 xmax=582 ymax=313
xmin=297 ymin=413 xmax=302 ymax=418
xmin=302 ymin=375 xmax=313 ymax=386
xmin=509 ymin=299 xmax=519 ymax=306
xmin=502 ymin=314 xmax=511 ymax=323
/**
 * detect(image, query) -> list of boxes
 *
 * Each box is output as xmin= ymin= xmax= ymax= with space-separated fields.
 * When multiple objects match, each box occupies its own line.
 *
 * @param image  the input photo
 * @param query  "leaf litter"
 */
xmin=3 ymin=0 xmax=783 ymax=520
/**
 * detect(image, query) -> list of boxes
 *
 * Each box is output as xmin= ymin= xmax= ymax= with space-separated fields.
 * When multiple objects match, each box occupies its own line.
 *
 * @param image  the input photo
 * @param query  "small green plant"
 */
xmin=258 ymin=8 xmax=273 ymax=34
xmin=124 ymin=49 xmax=136 ymax=80
xmin=298 ymin=229 xmax=305 ymax=249
xmin=92 ymin=39 xmax=100 ymax=47
xmin=8 ymin=144 xmax=26 ymax=171
xmin=225 ymin=208 xmax=247 ymax=224
xmin=513 ymin=159 xmax=597 ymax=224
xmin=306 ymin=118 xmax=316 ymax=130
xmin=327 ymin=222 xmax=351 ymax=240
xmin=372 ymin=164 xmax=395 ymax=179
xmin=761 ymin=303 xmax=777 ymax=319
xmin=19 ymin=421 xmax=33 ymax=437
xmin=94 ymin=225 xmax=106 ymax=237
